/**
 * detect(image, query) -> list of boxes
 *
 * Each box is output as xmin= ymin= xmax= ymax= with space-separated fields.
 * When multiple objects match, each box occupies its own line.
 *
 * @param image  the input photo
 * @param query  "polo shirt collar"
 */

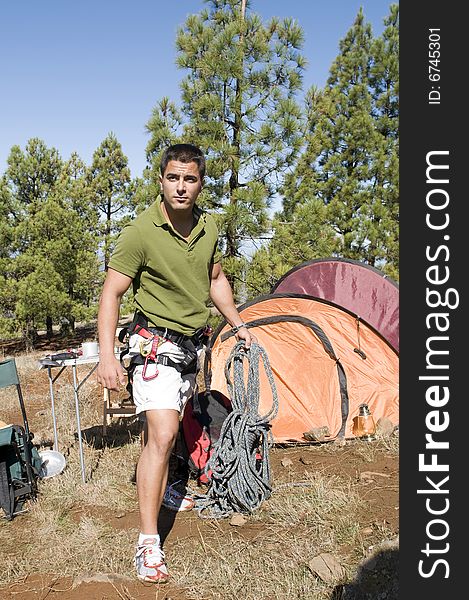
xmin=151 ymin=200 xmax=206 ymax=237
xmin=151 ymin=200 xmax=167 ymax=226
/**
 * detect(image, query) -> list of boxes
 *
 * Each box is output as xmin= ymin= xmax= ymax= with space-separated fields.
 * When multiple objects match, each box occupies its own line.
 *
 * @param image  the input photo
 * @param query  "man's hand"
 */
xmin=236 ymin=326 xmax=257 ymax=349
xmin=97 ymin=356 xmax=126 ymax=392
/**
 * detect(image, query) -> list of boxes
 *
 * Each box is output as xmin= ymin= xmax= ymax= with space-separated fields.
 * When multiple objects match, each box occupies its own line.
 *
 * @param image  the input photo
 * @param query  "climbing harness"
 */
xmin=118 ymin=312 xmax=212 ymax=386
xmin=194 ymin=341 xmax=279 ymax=519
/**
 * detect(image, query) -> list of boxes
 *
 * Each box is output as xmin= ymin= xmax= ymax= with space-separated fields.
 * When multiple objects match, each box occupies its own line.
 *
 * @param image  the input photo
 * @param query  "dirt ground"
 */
xmin=0 ymin=329 xmax=399 ymax=600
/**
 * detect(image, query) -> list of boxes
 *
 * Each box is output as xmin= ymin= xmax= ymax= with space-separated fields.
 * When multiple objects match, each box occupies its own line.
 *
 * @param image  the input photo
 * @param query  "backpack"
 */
xmin=181 ymin=390 xmax=231 ymax=484
xmin=0 ymin=424 xmax=42 ymax=520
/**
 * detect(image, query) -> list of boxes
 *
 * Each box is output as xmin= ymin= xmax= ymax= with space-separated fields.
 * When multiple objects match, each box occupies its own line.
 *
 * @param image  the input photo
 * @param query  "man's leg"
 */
xmin=136 ymin=408 xmax=179 ymax=535
xmin=129 ymin=343 xmax=196 ymax=583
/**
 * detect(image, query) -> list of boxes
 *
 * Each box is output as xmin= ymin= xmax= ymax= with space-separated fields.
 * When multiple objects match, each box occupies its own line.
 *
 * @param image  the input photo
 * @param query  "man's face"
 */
xmin=159 ymin=160 xmax=202 ymax=212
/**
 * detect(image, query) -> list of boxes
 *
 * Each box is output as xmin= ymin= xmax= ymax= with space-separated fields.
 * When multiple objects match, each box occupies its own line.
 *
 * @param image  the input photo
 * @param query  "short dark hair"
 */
xmin=160 ymin=143 xmax=206 ymax=179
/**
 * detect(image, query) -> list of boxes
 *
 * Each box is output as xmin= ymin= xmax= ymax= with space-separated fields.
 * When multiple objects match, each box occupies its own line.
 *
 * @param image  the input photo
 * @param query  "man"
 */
xmin=96 ymin=143 xmax=254 ymax=584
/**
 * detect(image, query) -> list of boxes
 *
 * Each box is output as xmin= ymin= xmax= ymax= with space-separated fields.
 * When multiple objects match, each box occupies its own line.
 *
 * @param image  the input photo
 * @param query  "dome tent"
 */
xmin=204 ymin=294 xmax=398 ymax=443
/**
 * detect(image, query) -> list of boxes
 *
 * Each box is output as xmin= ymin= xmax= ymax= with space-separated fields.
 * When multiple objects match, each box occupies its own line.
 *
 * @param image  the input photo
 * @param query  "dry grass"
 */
xmin=1 ymin=356 xmax=141 ymax=584
xmin=168 ymin=471 xmax=365 ymax=600
xmin=173 ymin=534 xmax=341 ymax=600
xmin=1 ymin=509 xmax=135 ymax=583
xmin=0 ymin=355 xmax=398 ymax=599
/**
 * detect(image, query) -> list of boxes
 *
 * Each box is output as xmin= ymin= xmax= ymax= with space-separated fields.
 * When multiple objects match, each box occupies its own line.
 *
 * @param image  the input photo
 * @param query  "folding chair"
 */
xmin=102 ymin=387 xmax=136 ymax=436
xmin=0 ymin=359 xmax=41 ymax=520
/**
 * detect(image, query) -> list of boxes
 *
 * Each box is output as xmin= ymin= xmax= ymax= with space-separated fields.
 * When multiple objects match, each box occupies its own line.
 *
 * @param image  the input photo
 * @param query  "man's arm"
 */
xmin=96 ymin=268 xmax=133 ymax=391
xmin=209 ymin=262 xmax=256 ymax=348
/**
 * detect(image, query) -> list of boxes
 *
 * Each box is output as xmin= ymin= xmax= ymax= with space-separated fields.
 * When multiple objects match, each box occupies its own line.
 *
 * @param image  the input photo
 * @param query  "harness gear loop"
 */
xmin=141 ymin=336 xmax=160 ymax=381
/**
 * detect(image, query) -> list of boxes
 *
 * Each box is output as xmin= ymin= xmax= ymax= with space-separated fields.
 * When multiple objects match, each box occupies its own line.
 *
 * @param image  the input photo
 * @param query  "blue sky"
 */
xmin=0 ymin=0 xmax=394 ymax=179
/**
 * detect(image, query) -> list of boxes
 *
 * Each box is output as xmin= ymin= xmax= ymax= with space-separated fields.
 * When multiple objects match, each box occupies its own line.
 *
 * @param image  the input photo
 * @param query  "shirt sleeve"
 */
xmin=206 ymin=212 xmax=222 ymax=264
xmin=213 ymin=240 xmax=222 ymax=264
xmin=108 ymin=223 xmax=145 ymax=279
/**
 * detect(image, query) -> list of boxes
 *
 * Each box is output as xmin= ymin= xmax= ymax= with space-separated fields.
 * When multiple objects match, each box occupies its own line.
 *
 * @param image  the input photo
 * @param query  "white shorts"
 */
xmin=126 ymin=333 xmax=201 ymax=416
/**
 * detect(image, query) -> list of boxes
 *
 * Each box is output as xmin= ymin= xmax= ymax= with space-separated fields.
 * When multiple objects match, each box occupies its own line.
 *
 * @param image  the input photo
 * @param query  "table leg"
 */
xmin=72 ymin=365 xmax=86 ymax=483
xmin=47 ymin=367 xmax=59 ymax=452
xmin=103 ymin=387 xmax=110 ymax=436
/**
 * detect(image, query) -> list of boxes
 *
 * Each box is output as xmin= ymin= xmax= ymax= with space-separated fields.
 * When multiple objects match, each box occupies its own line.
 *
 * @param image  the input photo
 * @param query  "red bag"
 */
xmin=181 ymin=390 xmax=231 ymax=484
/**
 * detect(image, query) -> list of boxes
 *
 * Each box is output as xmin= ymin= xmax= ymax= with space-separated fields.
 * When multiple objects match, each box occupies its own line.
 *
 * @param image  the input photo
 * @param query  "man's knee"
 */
xmin=143 ymin=409 xmax=180 ymax=453
xmin=145 ymin=428 xmax=178 ymax=455
xmin=158 ymin=429 xmax=178 ymax=451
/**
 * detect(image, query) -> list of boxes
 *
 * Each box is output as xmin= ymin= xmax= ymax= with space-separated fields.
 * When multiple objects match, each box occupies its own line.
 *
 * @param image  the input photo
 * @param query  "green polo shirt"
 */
xmin=109 ymin=201 xmax=222 ymax=335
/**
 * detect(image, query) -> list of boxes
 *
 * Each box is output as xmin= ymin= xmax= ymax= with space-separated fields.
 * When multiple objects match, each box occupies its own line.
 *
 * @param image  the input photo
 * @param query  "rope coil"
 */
xmin=195 ymin=341 xmax=279 ymax=519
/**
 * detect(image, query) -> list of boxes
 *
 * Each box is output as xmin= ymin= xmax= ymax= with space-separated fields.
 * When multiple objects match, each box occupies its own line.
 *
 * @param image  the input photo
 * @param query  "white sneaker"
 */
xmin=162 ymin=482 xmax=195 ymax=512
xmin=134 ymin=537 xmax=169 ymax=583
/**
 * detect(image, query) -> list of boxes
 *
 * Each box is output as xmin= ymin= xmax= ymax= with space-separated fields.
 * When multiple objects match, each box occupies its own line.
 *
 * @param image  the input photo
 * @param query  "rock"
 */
xmin=72 ymin=573 xmax=132 ymax=588
xmin=308 ymin=553 xmax=346 ymax=583
xmin=376 ymin=417 xmax=394 ymax=436
xmin=333 ymin=437 xmax=347 ymax=447
xmin=303 ymin=426 xmax=330 ymax=442
xmin=281 ymin=457 xmax=293 ymax=468
xmin=359 ymin=471 xmax=391 ymax=481
xmin=230 ymin=513 xmax=247 ymax=526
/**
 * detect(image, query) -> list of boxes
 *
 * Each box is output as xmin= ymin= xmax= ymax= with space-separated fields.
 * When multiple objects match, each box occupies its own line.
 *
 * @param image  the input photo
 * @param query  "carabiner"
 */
xmin=139 ymin=339 xmax=152 ymax=357
xmin=141 ymin=336 xmax=160 ymax=381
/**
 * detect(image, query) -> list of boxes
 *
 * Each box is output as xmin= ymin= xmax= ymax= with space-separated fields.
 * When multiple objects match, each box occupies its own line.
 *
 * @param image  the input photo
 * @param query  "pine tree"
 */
xmin=5 ymin=138 xmax=62 ymax=207
xmin=145 ymin=97 xmax=183 ymax=181
xmin=0 ymin=177 xmax=17 ymax=337
xmin=246 ymin=198 xmax=338 ymax=296
xmin=278 ymin=7 xmax=399 ymax=276
xmin=307 ymin=9 xmax=376 ymax=260
xmin=248 ymin=6 xmax=399 ymax=293
xmin=0 ymin=140 xmax=102 ymax=344
xmin=146 ymin=0 xmax=306 ymax=292
xmin=88 ymin=133 xmax=133 ymax=270
xmin=3 ymin=139 xmax=65 ymax=342
xmin=0 ymin=176 xmax=14 ymax=259
xmin=53 ymin=153 xmax=102 ymax=329
xmin=368 ymin=4 xmax=399 ymax=279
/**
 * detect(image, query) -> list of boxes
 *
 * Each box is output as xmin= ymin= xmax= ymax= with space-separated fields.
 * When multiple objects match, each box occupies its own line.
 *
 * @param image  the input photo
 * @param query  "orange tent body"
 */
xmin=205 ymin=294 xmax=399 ymax=443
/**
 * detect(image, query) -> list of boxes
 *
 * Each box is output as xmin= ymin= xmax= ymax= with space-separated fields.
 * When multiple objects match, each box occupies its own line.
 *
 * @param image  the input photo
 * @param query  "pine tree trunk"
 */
xmin=23 ymin=320 xmax=37 ymax=352
xmin=46 ymin=316 xmax=53 ymax=339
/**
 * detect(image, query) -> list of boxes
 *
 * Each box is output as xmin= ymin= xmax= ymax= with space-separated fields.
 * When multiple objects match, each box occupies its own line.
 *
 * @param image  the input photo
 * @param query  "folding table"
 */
xmin=38 ymin=351 xmax=120 ymax=483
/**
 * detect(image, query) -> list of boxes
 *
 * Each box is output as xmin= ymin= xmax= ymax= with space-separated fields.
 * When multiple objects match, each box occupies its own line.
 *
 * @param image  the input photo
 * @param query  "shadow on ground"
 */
xmin=331 ymin=544 xmax=399 ymax=600
xmin=82 ymin=416 xmax=142 ymax=450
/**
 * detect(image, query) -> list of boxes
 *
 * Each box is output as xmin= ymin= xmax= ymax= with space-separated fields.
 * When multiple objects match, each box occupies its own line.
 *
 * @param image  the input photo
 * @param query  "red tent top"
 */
xmin=272 ymin=258 xmax=399 ymax=353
